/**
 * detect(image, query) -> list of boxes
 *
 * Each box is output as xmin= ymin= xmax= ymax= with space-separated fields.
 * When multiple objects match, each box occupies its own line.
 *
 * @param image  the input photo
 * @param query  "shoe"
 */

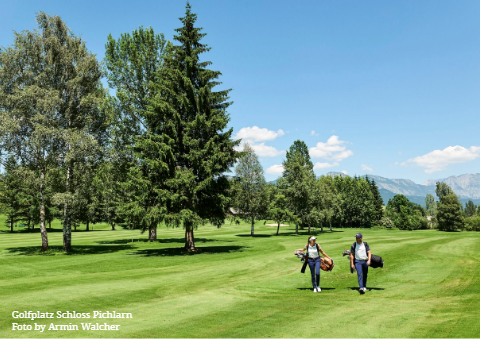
xmin=359 ymin=288 xmax=365 ymax=294
xmin=313 ymin=288 xmax=317 ymax=293
xmin=363 ymin=287 xmax=367 ymax=292
xmin=317 ymin=287 xmax=321 ymax=293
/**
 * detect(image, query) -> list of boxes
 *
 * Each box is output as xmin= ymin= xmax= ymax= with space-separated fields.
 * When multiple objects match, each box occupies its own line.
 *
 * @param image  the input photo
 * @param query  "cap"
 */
xmin=355 ymin=233 xmax=363 ymax=238
xmin=310 ymin=236 xmax=317 ymax=240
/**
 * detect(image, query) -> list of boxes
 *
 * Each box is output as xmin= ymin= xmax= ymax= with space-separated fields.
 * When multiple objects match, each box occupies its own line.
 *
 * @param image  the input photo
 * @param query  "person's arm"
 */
xmin=350 ymin=252 xmax=355 ymax=269
xmin=367 ymin=250 xmax=372 ymax=266
xmin=294 ymin=246 xmax=307 ymax=254
xmin=320 ymin=249 xmax=330 ymax=259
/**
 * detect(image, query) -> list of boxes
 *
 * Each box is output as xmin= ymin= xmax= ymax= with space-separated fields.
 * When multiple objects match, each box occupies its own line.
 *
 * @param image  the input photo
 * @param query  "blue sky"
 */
xmin=1 ymin=0 xmax=479 ymax=183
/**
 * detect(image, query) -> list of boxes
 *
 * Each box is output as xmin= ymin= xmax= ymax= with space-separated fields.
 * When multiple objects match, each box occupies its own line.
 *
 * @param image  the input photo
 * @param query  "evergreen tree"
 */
xmin=0 ymin=157 xmax=30 ymax=232
xmin=280 ymin=140 xmax=315 ymax=234
xmin=435 ymin=182 xmax=464 ymax=231
xmin=147 ymin=4 xmax=240 ymax=251
xmin=369 ymin=178 xmax=383 ymax=222
xmin=104 ymin=26 xmax=170 ymax=239
xmin=437 ymin=194 xmax=464 ymax=231
xmin=233 ymin=144 xmax=269 ymax=236
xmin=464 ymin=200 xmax=476 ymax=218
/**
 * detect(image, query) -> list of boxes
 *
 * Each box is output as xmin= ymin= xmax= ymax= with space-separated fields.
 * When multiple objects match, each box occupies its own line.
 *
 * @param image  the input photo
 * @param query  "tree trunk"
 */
xmin=111 ymin=222 xmax=115 ymax=231
xmin=276 ymin=222 xmax=280 ymax=236
xmin=39 ymin=170 xmax=48 ymax=251
xmin=321 ymin=223 xmax=324 ymax=232
xmin=27 ymin=219 xmax=31 ymax=232
xmin=295 ymin=223 xmax=298 ymax=235
xmin=330 ymin=223 xmax=332 ymax=232
xmin=149 ymin=224 xmax=156 ymax=242
xmin=10 ymin=220 xmax=13 ymax=233
xmin=184 ymin=222 xmax=196 ymax=251
xmin=86 ymin=220 xmax=89 ymax=231
xmin=63 ymin=164 xmax=72 ymax=252
xmin=48 ymin=220 xmax=51 ymax=230
xmin=308 ymin=225 xmax=311 ymax=234
xmin=251 ymin=218 xmax=254 ymax=236
xmin=32 ymin=223 xmax=35 ymax=232
xmin=74 ymin=224 xmax=77 ymax=231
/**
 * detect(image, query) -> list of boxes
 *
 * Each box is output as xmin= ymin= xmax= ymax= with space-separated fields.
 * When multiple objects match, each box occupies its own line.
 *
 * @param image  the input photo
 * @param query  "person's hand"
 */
xmin=367 ymin=261 xmax=371 ymax=266
xmin=350 ymin=264 xmax=355 ymax=270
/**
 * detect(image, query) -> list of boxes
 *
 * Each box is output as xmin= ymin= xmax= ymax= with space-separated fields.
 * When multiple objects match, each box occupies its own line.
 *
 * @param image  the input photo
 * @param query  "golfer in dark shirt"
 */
xmin=350 ymin=233 xmax=371 ymax=294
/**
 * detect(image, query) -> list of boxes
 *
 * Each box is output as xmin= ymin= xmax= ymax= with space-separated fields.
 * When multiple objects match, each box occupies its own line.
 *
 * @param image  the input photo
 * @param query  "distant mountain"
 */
xmin=422 ymin=173 xmax=480 ymax=200
xmin=326 ymin=172 xmax=480 ymax=206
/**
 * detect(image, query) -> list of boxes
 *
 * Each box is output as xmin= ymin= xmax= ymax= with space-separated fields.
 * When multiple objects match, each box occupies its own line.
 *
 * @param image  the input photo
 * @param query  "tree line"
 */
xmin=232 ymin=141 xmax=480 ymax=234
xmin=1 ymin=6 xmax=477 ymax=254
xmin=0 ymin=5 xmax=238 ymax=252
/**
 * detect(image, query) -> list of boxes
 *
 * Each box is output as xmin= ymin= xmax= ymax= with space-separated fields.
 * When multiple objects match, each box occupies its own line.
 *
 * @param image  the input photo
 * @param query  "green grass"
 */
xmin=0 ymin=218 xmax=479 ymax=338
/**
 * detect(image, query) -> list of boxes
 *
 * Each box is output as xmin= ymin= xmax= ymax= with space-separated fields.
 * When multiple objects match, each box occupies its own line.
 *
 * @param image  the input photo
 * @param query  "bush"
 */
xmin=464 ymin=216 xmax=480 ymax=231
xmin=418 ymin=216 xmax=429 ymax=229
xmin=376 ymin=216 xmax=395 ymax=228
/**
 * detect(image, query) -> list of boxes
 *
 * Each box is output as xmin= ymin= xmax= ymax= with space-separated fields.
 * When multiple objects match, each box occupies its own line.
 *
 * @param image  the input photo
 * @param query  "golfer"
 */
xmin=295 ymin=236 xmax=331 ymax=293
xmin=350 ymin=233 xmax=371 ymax=294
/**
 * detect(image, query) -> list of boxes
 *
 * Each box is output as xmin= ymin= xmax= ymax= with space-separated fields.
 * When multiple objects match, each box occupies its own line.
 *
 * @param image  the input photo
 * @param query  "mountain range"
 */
xmin=326 ymin=172 xmax=480 ymax=206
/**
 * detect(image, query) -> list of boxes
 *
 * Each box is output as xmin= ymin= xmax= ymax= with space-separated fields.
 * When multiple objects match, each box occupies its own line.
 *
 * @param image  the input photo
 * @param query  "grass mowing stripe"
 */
xmin=1 ymin=220 xmax=479 ymax=338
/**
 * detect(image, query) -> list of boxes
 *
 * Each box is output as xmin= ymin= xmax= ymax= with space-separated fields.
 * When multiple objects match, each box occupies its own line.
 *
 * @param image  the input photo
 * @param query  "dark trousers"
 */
xmin=355 ymin=260 xmax=368 ymax=289
xmin=308 ymin=257 xmax=321 ymax=288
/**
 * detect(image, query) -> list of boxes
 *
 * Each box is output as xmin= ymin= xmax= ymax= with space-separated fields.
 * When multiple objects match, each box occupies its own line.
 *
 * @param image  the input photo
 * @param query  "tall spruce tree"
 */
xmin=368 ymin=177 xmax=383 ymax=222
xmin=147 ymin=4 xmax=239 ymax=251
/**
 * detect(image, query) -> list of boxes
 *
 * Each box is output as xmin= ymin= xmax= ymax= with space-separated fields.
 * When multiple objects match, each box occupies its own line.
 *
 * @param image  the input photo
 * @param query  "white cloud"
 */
xmin=250 ymin=143 xmax=285 ymax=157
xmin=309 ymin=135 xmax=354 ymax=162
xmin=235 ymin=126 xmax=284 ymax=143
xmin=342 ymin=170 xmax=348 ymax=175
xmin=313 ymin=162 xmax=339 ymax=170
xmin=266 ymin=164 xmax=284 ymax=174
xmin=234 ymin=126 xmax=285 ymax=158
xmin=403 ymin=145 xmax=480 ymax=173
xmin=361 ymin=164 xmax=373 ymax=172
xmin=311 ymin=130 xmax=318 ymax=136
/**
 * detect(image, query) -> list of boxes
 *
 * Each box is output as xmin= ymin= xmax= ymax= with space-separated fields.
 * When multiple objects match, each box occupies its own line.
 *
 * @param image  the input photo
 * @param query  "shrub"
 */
xmin=464 ymin=216 xmax=480 ymax=231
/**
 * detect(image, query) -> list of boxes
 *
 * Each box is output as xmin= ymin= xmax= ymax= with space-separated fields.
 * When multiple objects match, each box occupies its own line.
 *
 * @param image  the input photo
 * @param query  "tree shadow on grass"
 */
xmin=236 ymin=234 xmax=272 ymax=238
xmin=97 ymin=237 xmax=230 ymax=245
xmin=280 ymin=230 xmax=345 ymax=237
xmin=297 ymin=287 xmax=336 ymax=291
xmin=5 ymin=245 xmax=133 ymax=256
xmin=128 ymin=245 xmax=247 ymax=257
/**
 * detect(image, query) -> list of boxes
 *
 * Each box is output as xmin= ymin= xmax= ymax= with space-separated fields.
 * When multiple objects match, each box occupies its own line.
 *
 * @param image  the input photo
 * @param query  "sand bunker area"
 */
xmin=266 ymin=224 xmax=290 ymax=227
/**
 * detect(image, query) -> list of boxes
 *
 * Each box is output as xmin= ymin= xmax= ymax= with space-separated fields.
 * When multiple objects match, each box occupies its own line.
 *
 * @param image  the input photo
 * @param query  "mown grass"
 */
xmin=0 ymin=216 xmax=479 ymax=338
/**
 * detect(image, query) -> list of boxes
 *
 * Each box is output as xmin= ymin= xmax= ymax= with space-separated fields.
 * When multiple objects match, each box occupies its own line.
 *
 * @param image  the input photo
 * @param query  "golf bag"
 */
xmin=370 ymin=254 xmax=384 ymax=268
xmin=295 ymin=247 xmax=334 ymax=273
xmin=342 ymin=242 xmax=385 ymax=269
xmin=320 ymin=257 xmax=334 ymax=272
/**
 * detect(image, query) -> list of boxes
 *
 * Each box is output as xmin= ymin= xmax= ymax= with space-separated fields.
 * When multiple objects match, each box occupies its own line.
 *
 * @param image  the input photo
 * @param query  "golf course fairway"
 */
xmin=0 ymin=221 xmax=479 ymax=338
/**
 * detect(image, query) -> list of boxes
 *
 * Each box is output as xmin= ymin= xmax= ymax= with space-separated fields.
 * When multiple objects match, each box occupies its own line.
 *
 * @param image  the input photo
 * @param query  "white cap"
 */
xmin=310 ymin=236 xmax=317 ymax=240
